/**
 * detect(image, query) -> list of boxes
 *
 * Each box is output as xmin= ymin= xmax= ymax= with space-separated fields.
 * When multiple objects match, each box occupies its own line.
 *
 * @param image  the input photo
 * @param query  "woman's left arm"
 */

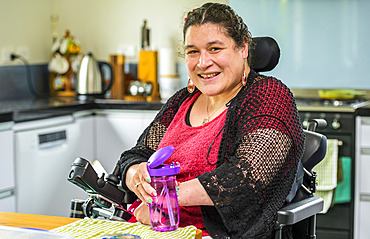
xmin=177 ymin=179 xmax=214 ymax=206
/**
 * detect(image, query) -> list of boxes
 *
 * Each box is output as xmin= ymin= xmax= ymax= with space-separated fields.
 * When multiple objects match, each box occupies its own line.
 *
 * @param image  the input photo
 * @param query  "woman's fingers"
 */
xmin=142 ymin=181 xmax=157 ymax=199
xmin=135 ymin=181 xmax=153 ymax=204
xmin=138 ymin=162 xmax=152 ymax=184
xmin=133 ymin=162 xmax=157 ymax=203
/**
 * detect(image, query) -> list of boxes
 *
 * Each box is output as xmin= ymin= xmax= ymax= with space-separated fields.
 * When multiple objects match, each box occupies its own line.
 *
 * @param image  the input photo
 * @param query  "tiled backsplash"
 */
xmin=0 ymin=63 xmax=139 ymax=101
xmin=0 ymin=64 xmax=49 ymax=100
xmin=0 ymin=62 xmax=187 ymax=101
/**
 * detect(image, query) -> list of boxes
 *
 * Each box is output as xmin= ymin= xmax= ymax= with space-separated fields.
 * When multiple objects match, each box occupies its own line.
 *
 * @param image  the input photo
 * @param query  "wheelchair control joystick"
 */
xmin=106 ymin=165 xmax=120 ymax=186
xmin=67 ymin=157 xmax=133 ymax=221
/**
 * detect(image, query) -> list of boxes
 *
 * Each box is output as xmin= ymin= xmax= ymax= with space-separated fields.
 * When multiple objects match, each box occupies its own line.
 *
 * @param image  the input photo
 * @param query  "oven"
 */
xmin=296 ymin=98 xmax=369 ymax=239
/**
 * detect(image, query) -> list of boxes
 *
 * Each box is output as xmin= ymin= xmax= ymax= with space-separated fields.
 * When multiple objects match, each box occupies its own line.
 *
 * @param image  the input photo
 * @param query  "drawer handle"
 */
xmin=38 ymin=130 xmax=67 ymax=149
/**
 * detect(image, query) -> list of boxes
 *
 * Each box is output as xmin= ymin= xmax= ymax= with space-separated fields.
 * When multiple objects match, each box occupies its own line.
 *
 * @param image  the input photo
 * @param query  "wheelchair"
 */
xmin=252 ymin=36 xmax=327 ymax=239
xmin=274 ymin=120 xmax=327 ymax=239
xmin=67 ymin=37 xmax=327 ymax=239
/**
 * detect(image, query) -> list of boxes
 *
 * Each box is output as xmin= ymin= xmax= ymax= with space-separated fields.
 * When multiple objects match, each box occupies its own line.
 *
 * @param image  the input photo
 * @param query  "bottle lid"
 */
xmin=147 ymin=145 xmax=180 ymax=177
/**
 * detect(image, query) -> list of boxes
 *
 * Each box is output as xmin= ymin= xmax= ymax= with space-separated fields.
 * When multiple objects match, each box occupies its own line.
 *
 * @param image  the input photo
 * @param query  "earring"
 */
xmin=187 ymin=79 xmax=195 ymax=93
xmin=242 ymin=61 xmax=247 ymax=86
xmin=242 ymin=69 xmax=247 ymax=86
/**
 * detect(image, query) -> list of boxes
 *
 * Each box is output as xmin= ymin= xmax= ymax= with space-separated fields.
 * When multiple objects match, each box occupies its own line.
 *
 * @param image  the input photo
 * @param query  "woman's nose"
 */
xmin=197 ymin=51 xmax=212 ymax=69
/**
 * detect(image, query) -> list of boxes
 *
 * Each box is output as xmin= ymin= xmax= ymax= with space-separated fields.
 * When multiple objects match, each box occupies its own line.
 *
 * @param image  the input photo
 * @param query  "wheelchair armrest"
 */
xmin=277 ymin=196 xmax=323 ymax=225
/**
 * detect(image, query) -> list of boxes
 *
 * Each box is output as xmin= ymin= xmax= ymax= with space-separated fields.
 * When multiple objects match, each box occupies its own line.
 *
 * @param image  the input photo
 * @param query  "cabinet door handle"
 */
xmin=360 ymin=194 xmax=370 ymax=202
xmin=361 ymin=117 xmax=370 ymax=125
xmin=38 ymin=130 xmax=67 ymax=149
xmin=361 ymin=148 xmax=370 ymax=155
xmin=0 ymin=189 xmax=14 ymax=199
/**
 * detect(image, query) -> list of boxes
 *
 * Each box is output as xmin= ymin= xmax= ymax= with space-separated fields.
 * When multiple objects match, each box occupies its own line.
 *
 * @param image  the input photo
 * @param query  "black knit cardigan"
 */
xmin=117 ymin=70 xmax=305 ymax=238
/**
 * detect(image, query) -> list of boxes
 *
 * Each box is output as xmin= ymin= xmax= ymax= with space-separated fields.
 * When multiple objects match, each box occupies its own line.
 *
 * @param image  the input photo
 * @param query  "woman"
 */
xmin=117 ymin=2 xmax=304 ymax=238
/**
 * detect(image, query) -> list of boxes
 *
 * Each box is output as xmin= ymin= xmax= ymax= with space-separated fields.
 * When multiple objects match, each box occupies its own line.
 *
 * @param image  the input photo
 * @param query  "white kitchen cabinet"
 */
xmin=13 ymin=113 xmax=94 ymax=217
xmin=12 ymin=108 xmax=159 ymax=217
xmin=359 ymin=155 xmax=370 ymax=194
xmin=360 ymin=121 xmax=370 ymax=147
xmin=358 ymin=200 xmax=370 ymax=238
xmin=73 ymin=111 xmax=95 ymax=160
xmin=94 ymin=109 xmax=158 ymax=172
xmin=355 ymin=116 xmax=370 ymax=239
xmin=0 ymin=122 xmax=15 ymax=212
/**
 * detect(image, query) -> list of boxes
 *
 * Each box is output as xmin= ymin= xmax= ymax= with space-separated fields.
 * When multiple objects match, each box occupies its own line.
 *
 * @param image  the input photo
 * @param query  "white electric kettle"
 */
xmin=77 ymin=52 xmax=114 ymax=97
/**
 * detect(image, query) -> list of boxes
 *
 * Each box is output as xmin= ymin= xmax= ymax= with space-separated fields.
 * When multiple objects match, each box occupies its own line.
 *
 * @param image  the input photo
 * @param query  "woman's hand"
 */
xmin=133 ymin=201 xmax=151 ymax=225
xmin=126 ymin=162 xmax=157 ymax=204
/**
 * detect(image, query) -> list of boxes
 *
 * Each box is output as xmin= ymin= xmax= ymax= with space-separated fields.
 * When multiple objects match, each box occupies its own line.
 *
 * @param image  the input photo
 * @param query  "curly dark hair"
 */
xmin=183 ymin=2 xmax=255 ymax=65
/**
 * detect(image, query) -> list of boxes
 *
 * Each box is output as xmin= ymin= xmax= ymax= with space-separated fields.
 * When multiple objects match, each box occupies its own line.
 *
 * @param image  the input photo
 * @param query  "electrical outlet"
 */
xmin=1 ymin=47 xmax=15 ymax=63
xmin=16 ymin=46 xmax=30 ymax=61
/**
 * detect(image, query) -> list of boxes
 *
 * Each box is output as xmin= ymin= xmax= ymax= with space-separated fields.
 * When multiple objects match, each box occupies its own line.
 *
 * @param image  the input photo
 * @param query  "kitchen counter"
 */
xmin=355 ymin=103 xmax=370 ymax=116
xmin=0 ymin=212 xmax=203 ymax=239
xmin=2 ymin=88 xmax=370 ymax=124
xmin=0 ymin=97 xmax=164 ymax=123
xmin=0 ymin=211 xmax=80 ymax=231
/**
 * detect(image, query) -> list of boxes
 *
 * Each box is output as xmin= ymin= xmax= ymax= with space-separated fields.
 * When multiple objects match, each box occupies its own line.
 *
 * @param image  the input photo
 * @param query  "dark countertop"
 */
xmin=0 ymin=97 xmax=164 ymax=123
xmin=2 ymin=88 xmax=370 ymax=124
xmin=356 ymin=104 xmax=370 ymax=116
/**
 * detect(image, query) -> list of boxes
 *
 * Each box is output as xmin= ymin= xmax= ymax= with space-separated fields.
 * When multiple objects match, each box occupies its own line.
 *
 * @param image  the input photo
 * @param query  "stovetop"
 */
xmin=295 ymin=98 xmax=370 ymax=112
xmin=291 ymin=88 xmax=370 ymax=113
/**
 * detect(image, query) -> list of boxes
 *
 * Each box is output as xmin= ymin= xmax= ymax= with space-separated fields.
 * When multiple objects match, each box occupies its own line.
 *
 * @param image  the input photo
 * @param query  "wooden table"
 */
xmin=0 ymin=211 xmax=202 ymax=238
xmin=0 ymin=211 xmax=80 ymax=230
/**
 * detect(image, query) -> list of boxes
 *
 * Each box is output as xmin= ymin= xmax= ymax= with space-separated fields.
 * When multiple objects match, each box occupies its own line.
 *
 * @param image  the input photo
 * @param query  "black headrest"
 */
xmin=251 ymin=37 xmax=280 ymax=72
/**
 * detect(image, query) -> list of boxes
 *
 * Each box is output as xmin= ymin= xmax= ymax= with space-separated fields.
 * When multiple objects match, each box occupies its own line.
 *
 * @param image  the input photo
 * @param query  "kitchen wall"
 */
xmin=0 ymin=0 xmax=226 ymax=65
xmin=1 ymin=0 xmax=369 ymax=98
xmin=0 ymin=0 xmax=53 ymax=64
xmin=230 ymin=0 xmax=370 ymax=89
xmin=0 ymin=0 xmax=226 ymax=99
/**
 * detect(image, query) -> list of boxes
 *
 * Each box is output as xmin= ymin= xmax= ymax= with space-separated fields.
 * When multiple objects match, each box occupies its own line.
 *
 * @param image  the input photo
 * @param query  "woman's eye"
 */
xmin=186 ymin=50 xmax=198 ymax=55
xmin=210 ymin=47 xmax=221 ymax=52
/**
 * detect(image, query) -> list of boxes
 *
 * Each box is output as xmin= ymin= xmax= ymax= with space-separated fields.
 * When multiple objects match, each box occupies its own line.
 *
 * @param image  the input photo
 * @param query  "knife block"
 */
xmin=137 ymin=50 xmax=161 ymax=101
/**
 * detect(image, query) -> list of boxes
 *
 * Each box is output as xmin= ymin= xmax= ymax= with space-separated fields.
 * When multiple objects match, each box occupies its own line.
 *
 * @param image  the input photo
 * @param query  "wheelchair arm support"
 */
xmin=277 ymin=196 xmax=324 ymax=225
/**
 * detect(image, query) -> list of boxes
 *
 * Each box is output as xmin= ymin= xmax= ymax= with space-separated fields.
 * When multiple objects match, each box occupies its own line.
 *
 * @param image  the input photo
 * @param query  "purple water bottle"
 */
xmin=147 ymin=145 xmax=180 ymax=232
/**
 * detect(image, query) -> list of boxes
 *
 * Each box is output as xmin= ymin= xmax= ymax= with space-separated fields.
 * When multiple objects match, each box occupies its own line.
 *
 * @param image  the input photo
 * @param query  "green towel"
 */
xmin=334 ymin=157 xmax=351 ymax=204
xmin=51 ymin=218 xmax=197 ymax=239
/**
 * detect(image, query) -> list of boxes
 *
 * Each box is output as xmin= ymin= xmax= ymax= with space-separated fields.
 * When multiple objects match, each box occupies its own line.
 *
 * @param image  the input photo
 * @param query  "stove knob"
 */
xmin=302 ymin=113 xmax=311 ymax=130
xmin=331 ymin=118 xmax=341 ymax=130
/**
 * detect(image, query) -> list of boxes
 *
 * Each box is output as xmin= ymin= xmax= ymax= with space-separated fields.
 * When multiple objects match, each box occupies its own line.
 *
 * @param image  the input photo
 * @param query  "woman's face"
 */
xmin=185 ymin=23 xmax=248 ymax=97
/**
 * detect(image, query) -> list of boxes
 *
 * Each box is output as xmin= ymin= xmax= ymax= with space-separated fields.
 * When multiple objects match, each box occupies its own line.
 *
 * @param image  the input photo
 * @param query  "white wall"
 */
xmin=0 ymin=0 xmax=53 ymax=64
xmin=0 ymin=0 xmax=227 ymax=65
xmin=230 ymin=0 xmax=370 ymax=89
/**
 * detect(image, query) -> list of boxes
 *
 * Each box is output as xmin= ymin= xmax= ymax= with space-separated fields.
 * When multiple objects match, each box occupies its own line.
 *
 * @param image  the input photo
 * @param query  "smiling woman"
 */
xmin=184 ymin=23 xmax=246 ymax=125
xmin=116 ymin=2 xmax=304 ymax=238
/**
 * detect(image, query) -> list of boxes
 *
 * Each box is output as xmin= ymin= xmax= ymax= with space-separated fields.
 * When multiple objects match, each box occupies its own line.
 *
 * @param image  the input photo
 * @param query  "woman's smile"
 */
xmin=199 ymin=72 xmax=220 ymax=81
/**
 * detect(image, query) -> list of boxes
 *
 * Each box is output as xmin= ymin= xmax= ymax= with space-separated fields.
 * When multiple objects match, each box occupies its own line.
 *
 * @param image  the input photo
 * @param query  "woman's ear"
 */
xmin=242 ymin=41 xmax=249 ymax=59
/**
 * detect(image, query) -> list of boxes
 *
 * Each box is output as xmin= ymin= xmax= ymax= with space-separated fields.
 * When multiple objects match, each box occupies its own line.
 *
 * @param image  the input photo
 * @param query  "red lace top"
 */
xmin=157 ymin=91 xmax=226 ymax=231
xmin=118 ymin=70 xmax=305 ymax=238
